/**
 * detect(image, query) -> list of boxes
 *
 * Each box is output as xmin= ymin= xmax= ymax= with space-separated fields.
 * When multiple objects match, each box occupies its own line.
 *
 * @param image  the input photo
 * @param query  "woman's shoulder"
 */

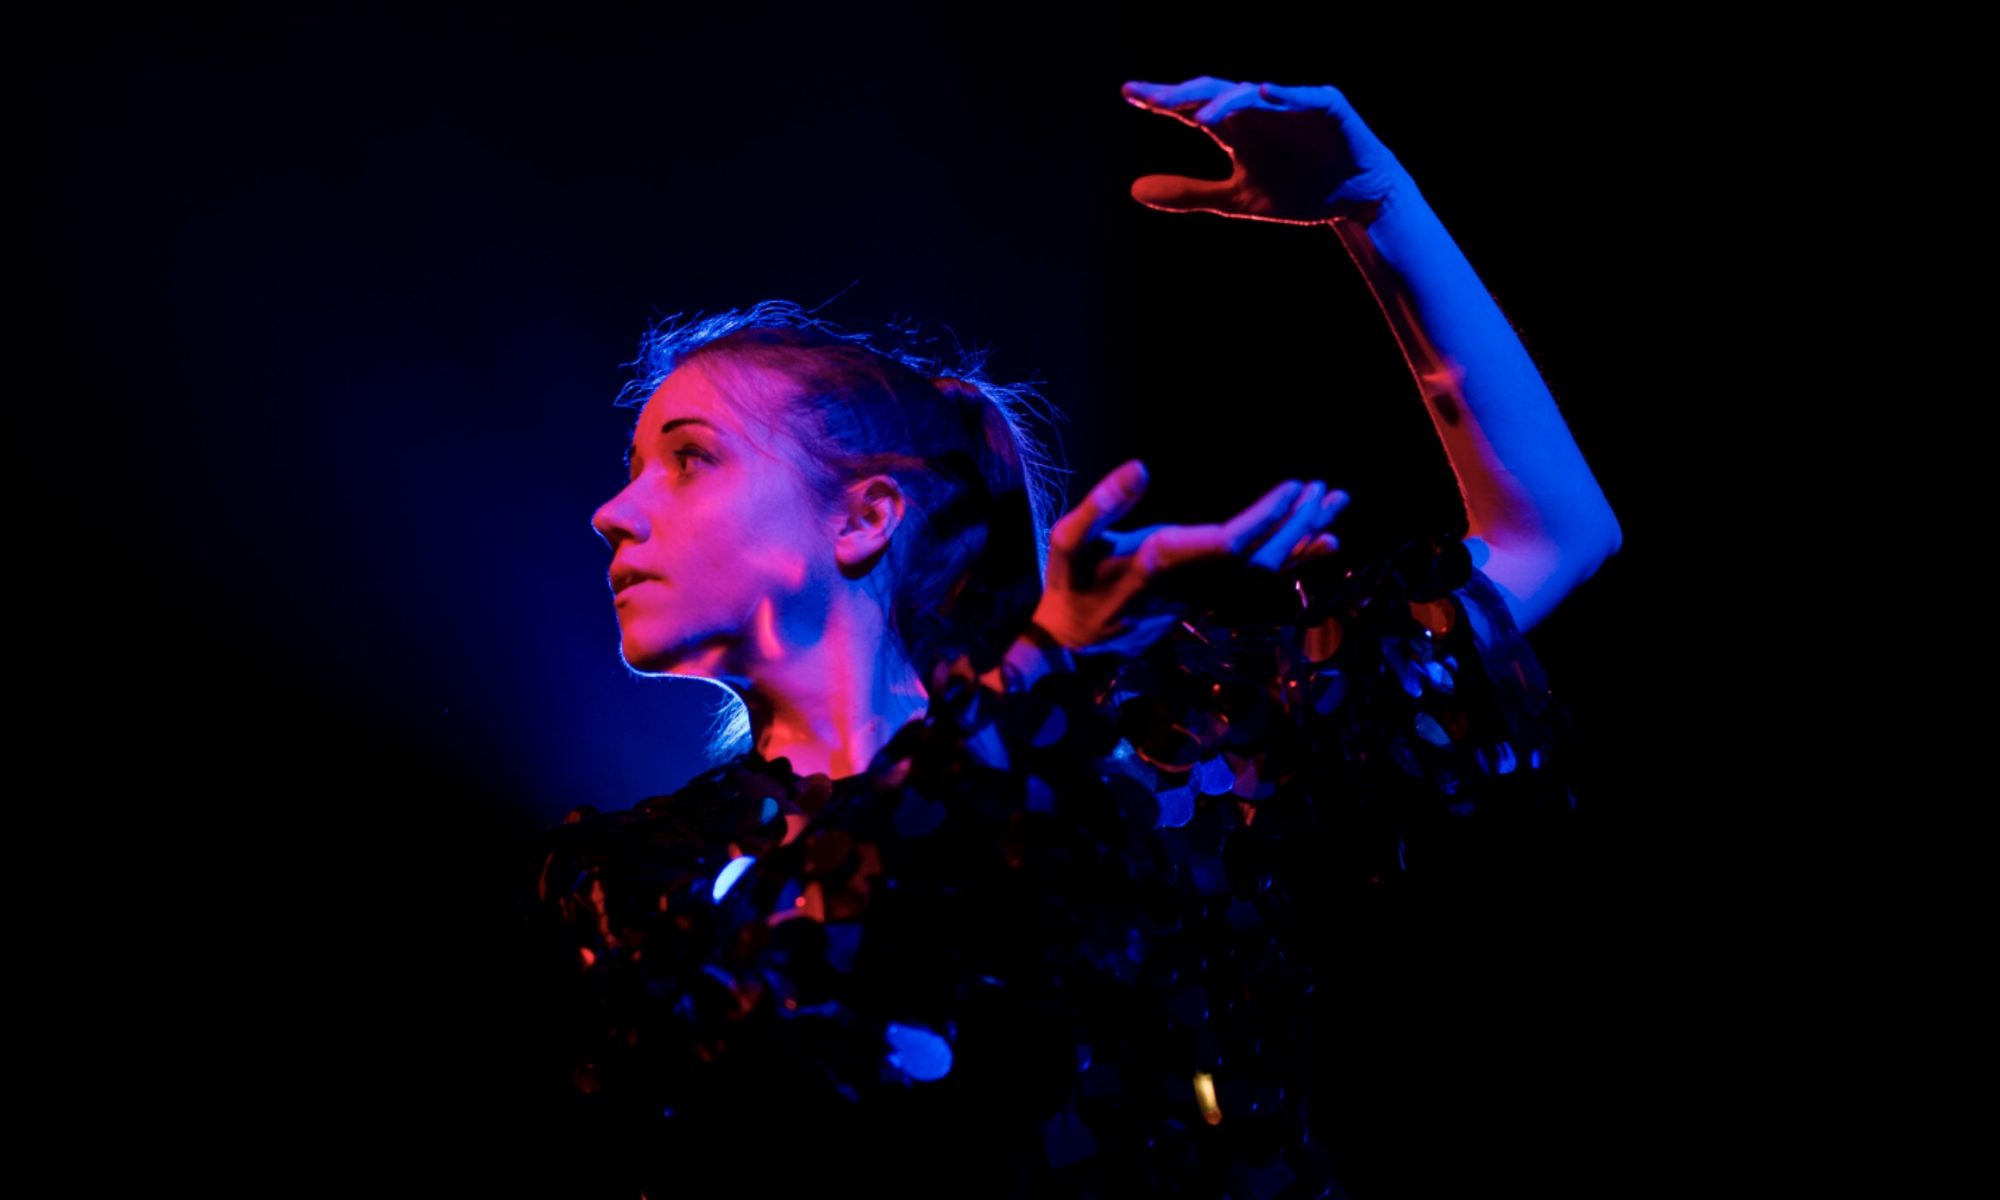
xmin=524 ymin=748 xmax=836 ymax=923
xmin=517 ymin=531 xmax=1584 ymax=1196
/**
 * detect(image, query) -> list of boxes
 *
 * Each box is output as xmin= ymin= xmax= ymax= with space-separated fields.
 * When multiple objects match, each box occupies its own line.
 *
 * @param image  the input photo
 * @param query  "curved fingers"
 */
xmin=1242 ymin=481 xmax=1323 ymax=570
xmin=1108 ymin=480 xmax=1350 ymax=575
xmin=1132 ymin=479 xmax=1318 ymax=574
xmin=1121 ymin=76 xmax=1239 ymax=121
xmin=1249 ymin=483 xmax=1349 ymax=570
xmin=1219 ymin=479 xmax=1307 ymax=552
xmin=1191 ymin=81 xmax=1280 ymax=128
xmin=1256 ymin=82 xmax=1348 ymax=111
xmin=1125 ymin=78 xmax=1286 ymax=139
xmin=1127 ymin=78 xmax=1365 ymax=131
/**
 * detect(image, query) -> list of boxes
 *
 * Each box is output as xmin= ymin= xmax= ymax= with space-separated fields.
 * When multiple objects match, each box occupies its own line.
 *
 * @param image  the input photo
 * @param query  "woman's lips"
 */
xmin=610 ymin=565 xmax=661 ymax=594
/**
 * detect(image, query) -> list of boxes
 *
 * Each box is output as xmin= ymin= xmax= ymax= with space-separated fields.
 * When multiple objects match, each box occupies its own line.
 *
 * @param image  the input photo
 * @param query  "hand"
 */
xmin=1120 ymin=77 xmax=1409 ymax=224
xmin=1032 ymin=460 xmax=1350 ymax=661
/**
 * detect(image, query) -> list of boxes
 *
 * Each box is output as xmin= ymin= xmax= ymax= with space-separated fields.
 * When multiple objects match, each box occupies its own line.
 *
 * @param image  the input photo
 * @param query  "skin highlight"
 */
xmin=592 ymin=357 xmax=929 ymax=781
xmin=588 ymin=71 xmax=1622 ymax=786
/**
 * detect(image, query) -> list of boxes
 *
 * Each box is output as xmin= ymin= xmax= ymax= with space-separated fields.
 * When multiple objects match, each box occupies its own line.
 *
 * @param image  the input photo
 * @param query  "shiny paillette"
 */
xmin=526 ymin=534 xmax=1576 ymax=1198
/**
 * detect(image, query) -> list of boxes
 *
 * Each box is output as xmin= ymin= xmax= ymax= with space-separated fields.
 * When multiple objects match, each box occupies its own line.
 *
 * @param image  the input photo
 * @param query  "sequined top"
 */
xmin=525 ymin=534 xmax=1576 ymax=1198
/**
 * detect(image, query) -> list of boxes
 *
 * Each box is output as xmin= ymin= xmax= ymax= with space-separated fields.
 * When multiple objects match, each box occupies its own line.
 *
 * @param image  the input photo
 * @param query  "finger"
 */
xmin=1283 ymin=489 xmax=1350 ymax=561
xmin=1049 ymin=459 xmax=1149 ymax=557
xmin=1217 ymin=479 xmax=1306 ymax=552
xmin=1321 ymin=488 xmax=1352 ymax=525
xmin=1121 ymin=76 xmax=1239 ymax=121
xmin=1273 ymin=484 xmax=1351 ymax=534
xmin=1288 ymin=490 xmax=1351 ymax=562
xmin=1130 ymin=172 xmax=1237 ymax=213
xmin=1284 ymin=531 xmax=1339 ymax=565
xmin=1256 ymin=82 xmax=1347 ymax=110
xmin=1247 ymin=480 xmax=1329 ymax=571
xmin=1135 ymin=522 xmax=1239 ymax=576
xmin=1191 ymin=81 xmax=1279 ymax=128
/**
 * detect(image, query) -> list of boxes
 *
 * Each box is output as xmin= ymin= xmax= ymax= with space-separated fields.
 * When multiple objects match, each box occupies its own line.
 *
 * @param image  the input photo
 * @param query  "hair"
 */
xmin=617 ymin=298 xmax=1071 ymax=754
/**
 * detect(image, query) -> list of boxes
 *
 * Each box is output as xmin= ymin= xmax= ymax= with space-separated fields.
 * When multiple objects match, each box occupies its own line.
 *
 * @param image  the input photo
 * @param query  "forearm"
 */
xmin=1330 ymin=182 xmax=1622 ymax=568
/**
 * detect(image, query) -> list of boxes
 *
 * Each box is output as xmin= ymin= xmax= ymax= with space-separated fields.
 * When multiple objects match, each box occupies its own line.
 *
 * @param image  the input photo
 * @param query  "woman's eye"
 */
xmin=673 ymin=447 xmax=709 ymax=472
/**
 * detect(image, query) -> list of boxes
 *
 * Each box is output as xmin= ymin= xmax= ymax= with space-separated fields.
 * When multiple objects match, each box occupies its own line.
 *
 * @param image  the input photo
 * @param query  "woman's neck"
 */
xmin=733 ymin=598 xmax=931 ymax=782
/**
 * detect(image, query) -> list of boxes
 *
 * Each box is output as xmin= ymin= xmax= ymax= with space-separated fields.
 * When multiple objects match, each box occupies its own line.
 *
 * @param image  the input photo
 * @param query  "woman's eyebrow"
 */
xmin=627 ymin=416 xmax=722 ymax=468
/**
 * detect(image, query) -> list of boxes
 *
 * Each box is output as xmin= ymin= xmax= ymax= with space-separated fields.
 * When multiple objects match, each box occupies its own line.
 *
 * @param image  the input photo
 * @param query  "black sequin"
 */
xmin=524 ymin=535 xmax=1577 ymax=1198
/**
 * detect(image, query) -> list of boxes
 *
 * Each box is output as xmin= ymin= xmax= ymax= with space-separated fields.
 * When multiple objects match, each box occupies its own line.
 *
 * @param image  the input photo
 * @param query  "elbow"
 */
xmin=1567 ymin=500 xmax=1623 ymax=571
xmin=1582 ymin=515 xmax=1622 ymax=574
xmin=1596 ymin=512 xmax=1624 ymax=568
xmin=1561 ymin=517 xmax=1622 ymax=590
xmin=1472 ymin=513 xmax=1620 ymax=634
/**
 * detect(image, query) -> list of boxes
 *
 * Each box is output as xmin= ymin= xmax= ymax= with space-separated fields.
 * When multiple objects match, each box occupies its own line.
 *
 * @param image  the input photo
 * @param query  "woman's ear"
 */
xmin=833 ymin=474 xmax=908 ymax=572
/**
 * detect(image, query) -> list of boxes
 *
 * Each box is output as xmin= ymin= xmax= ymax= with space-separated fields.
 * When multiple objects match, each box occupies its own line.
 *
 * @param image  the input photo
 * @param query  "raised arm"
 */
xmin=1120 ymin=77 xmax=1622 ymax=634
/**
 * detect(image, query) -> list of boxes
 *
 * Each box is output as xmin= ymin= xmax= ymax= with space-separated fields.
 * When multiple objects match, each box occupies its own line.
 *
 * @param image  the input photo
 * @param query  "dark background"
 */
xmin=31 ymin=6 xmax=1734 ymax=1195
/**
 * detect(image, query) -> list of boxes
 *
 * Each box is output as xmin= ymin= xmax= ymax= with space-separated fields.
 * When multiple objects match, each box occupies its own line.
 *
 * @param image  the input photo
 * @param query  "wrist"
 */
xmin=1016 ymin=618 xmax=1078 ymax=675
xmin=978 ymin=619 xmax=1078 ymax=695
xmin=1331 ymin=173 xmax=1436 ymax=262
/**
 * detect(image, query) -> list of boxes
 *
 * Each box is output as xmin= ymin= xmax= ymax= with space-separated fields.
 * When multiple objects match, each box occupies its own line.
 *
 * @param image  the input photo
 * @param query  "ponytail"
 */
xmin=897 ymin=374 xmax=1058 ymax=674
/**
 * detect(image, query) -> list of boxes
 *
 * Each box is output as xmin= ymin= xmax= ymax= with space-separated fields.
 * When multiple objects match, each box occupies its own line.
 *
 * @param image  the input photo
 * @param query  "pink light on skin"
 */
xmin=1118 ymin=76 xmax=1622 ymax=634
xmin=591 ymin=358 xmax=930 ymax=782
xmin=1120 ymin=80 xmax=1380 ymax=229
xmin=751 ymin=597 xmax=789 ymax=665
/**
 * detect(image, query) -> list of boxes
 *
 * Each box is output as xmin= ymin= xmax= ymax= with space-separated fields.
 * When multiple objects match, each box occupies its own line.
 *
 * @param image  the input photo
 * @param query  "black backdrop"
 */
xmin=30 ymin=6 xmax=1726 ymax=1196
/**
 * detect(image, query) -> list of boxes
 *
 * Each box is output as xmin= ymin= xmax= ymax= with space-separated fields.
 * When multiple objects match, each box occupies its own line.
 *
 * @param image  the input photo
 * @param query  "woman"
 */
xmin=589 ymin=305 xmax=1349 ymax=780
xmin=534 ymin=76 xmax=1620 ymax=1198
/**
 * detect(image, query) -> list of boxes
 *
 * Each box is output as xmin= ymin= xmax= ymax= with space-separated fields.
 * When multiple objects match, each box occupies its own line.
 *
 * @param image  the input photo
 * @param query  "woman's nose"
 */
xmin=591 ymin=484 xmax=647 ymax=549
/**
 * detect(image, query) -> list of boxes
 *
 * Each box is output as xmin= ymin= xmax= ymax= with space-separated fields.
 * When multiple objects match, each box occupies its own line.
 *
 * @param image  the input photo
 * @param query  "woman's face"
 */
xmin=591 ymin=358 xmax=838 ymax=678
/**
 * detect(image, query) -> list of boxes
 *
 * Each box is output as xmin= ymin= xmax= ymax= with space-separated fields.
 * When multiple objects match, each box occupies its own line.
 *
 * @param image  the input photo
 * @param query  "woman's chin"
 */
xmin=622 ymin=633 xmax=726 ymax=680
xmin=622 ymin=646 xmax=685 ymax=677
xmin=617 ymin=631 xmax=677 ymax=675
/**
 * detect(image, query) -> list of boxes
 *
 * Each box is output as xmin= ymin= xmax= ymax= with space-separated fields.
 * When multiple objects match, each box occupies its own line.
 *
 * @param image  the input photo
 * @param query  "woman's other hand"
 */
xmin=1032 ymin=460 xmax=1349 ymax=661
xmin=1120 ymin=77 xmax=1409 ymax=224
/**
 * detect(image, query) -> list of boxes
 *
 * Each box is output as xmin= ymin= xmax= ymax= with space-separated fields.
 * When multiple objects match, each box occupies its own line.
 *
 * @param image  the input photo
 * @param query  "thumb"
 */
xmin=1130 ymin=173 xmax=1235 ymax=213
xmin=1051 ymin=460 xmax=1148 ymax=555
